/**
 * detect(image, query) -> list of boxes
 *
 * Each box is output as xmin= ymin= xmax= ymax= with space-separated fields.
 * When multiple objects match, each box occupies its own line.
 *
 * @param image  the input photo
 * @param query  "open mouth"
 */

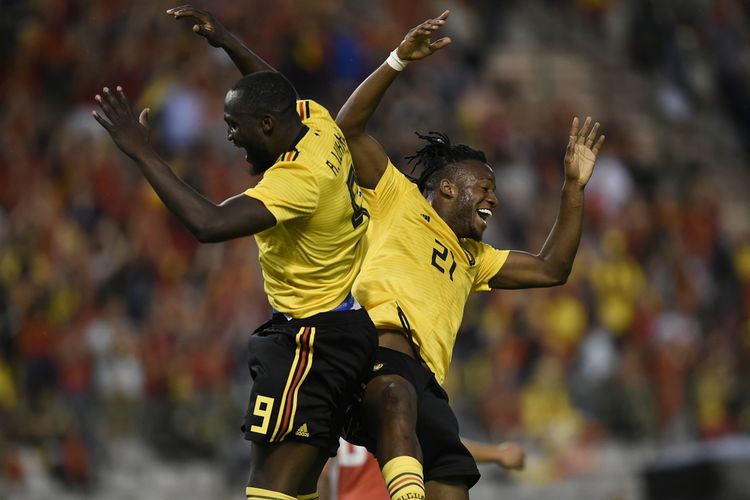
xmin=477 ymin=208 xmax=492 ymax=223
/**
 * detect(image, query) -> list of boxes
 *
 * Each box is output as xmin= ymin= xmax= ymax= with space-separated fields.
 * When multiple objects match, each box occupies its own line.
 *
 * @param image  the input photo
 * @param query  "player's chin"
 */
xmin=469 ymin=216 xmax=488 ymax=240
xmin=462 ymin=224 xmax=483 ymax=241
xmin=469 ymin=227 xmax=485 ymax=241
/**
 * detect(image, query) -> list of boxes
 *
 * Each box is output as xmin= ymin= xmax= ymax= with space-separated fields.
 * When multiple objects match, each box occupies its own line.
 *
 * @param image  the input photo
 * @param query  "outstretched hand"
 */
xmin=92 ymin=86 xmax=151 ymax=159
xmin=564 ymin=116 xmax=605 ymax=188
xmin=167 ymin=5 xmax=229 ymax=47
xmin=396 ymin=10 xmax=452 ymax=61
xmin=495 ymin=442 xmax=526 ymax=471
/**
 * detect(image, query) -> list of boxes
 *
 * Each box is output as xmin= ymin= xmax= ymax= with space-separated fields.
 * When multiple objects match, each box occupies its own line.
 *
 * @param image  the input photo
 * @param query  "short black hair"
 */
xmin=405 ymin=131 xmax=488 ymax=193
xmin=229 ymin=71 xmax=298 ymax=117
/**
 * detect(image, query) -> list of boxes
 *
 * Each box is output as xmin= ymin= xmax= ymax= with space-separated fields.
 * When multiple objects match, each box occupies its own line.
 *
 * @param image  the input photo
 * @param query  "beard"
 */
xmin=455 ymin=190 xmax=484 ymax=241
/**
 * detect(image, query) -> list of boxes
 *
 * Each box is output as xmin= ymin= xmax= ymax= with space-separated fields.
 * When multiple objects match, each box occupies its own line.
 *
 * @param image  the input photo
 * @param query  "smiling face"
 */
xmin=223 ymin=89 xmax=276 ymax=175
xmin=440 ymin=159 xmax=498 ymax=240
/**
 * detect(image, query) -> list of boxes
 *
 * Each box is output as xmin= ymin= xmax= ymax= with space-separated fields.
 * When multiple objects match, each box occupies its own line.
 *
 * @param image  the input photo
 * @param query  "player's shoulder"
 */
xmin=460 ymin=238 xmax=490 ymax=263
xmin=460 ymin=238 xmax=510 ymax=267
xmin=295 ymin=99 xmax=345 ymax=154
xmin=461 ymin=238 xmax=483 ymax=251
xmin=379 ymin=160 xmax=420 ymax=193
xmin=296 ymin=99 xmax=334 ymax=123
xmin=274 ymin=101 xmax=339 ymax=171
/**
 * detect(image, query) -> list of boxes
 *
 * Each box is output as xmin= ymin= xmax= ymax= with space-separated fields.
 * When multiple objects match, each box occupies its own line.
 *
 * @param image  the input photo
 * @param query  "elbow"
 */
xmin=189 ymin=215 xmax=221 ymax=243
xmin=192 ymin=225 xmax=215 ymax=243
xmin=554 ymin=272 xmax=569 ymax=286
xmin=335 ymin=118 xmax=355 ymax=137
xmin=335 ymin=112 xmax=365 ymax=138
xmin=194 ymin=231 xmax=214 ymax=244
xmin=543 ymin=263 xmax=571 ymax=286
xmin=193 ymin=223 xmax=230 ymax=243
xmin=552 ymin=267 xmax=571 ymax=286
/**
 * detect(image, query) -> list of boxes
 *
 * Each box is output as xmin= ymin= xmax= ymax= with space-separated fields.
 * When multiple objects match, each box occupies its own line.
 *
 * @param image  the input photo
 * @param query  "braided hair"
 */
xmin=405 ymin=132 xmax=488 ymax=194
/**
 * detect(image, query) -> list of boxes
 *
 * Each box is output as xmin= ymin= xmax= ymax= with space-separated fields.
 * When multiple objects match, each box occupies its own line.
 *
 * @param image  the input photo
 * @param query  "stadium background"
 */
xmin=1 ymin=0 xmax=750 ymax=498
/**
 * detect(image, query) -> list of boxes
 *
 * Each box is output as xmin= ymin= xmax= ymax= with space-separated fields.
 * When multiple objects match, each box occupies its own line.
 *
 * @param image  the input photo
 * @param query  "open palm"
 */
xmin=397 ymin=11 xmax=452 ymax=61
xmin=167 ymin=5 xmax=228 ymax=47
xmin=564 ymin=116 xmax=605 ymax=187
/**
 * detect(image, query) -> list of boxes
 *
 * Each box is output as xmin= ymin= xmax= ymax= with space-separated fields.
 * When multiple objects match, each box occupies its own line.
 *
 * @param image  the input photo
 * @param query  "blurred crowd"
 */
xmin=1 ymin=0 xmax=749 ymax=494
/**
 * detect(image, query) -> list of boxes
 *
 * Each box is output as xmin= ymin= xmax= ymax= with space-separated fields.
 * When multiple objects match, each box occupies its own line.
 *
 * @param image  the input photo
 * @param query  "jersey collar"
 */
xmin=276 ymin=124 xmax=309 ymax=163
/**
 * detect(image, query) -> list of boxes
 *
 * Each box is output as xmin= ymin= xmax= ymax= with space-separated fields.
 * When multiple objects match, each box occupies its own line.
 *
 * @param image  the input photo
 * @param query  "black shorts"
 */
xmin=344 ymin=347 xmax=480 ymax=488
xmin=242 ymin=308 xmax=377 ymax=457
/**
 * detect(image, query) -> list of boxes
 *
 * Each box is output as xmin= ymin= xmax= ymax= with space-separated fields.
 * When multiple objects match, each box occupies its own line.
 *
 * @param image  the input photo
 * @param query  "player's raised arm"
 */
xmin=489 ymin=117 xmax=605 ymax=289
xmin=167 ymin=5 xmax=278 ymax=76
xmin=93 ymin=86 xmax=275 ymax=242
xmin=336 ymin=11 xmax=451 ymax=189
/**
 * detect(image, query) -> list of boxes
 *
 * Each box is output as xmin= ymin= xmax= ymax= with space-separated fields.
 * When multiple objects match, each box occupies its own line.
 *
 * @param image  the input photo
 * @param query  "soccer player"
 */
xmin=334 ymin=12 xmax=605 ymax=500
xmin=92 ymin=11 xmax=377 ymax=500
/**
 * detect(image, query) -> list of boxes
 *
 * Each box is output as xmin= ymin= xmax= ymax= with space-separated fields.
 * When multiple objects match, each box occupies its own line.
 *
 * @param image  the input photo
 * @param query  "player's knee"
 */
xmin=373 ymin=376 xmax=418 ymax=424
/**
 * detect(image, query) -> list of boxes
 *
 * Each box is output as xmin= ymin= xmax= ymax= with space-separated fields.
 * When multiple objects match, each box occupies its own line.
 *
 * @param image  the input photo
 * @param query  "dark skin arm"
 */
xmin=92 ymin=86 xmax=275 ymax=242
xmin=461 ymin=439 xmax=526 ymax=470
xmin=167 ymin=5 xmax=277 ymax=76
xmin=335 ymin=12 xmax=451 ymax=189
xmin=489 ymin=117 xmax=605 ymax=288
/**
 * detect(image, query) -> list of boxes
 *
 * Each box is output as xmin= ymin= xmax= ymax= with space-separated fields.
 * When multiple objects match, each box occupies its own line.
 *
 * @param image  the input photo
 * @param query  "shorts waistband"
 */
xmin=272 ymin=294 xmax=362 ymax=323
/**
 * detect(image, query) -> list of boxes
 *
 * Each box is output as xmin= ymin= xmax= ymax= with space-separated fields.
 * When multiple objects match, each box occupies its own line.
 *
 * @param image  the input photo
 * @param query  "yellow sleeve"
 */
xmin=244 ymin=161 xmax=319 ymax=223
xmin=472 ymin=243 xmax=510 ymax=292
xmin=360 ymin=161 xmax=409 ymax=216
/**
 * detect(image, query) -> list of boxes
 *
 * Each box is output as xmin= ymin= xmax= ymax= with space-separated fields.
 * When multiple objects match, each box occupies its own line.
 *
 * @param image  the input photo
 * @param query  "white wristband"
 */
xmin=385 ymin=49 xmax=409 ymax=71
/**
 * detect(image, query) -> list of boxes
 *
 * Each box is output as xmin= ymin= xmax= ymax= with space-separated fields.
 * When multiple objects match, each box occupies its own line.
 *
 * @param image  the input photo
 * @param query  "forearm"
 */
xmin=132 ymin=150 xmax=221 ymax=240
xmin=462 ymin=438 xmax=500 ymax=464
xmin=336 ymin=62 xmax=400 ymax=135
xmin=463 ymin=439 xmax=526 ymax=470
xmin=537 ymin=182 xmax=585 ymax=282
xmin=217 ymin=31 xmax=276 ymax=75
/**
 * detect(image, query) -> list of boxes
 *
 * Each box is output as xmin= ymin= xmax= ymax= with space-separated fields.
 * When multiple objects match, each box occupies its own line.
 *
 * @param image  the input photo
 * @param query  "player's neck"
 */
xmin=272 ymin=122 xmax=307 ymax=158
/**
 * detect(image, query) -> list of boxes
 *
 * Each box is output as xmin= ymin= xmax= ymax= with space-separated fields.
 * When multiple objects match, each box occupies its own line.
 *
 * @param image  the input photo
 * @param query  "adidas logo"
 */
xmin=420 ymin=213 xmax=431 ymax=222
xmin=295 ymin=423 xmax=310 ymax=437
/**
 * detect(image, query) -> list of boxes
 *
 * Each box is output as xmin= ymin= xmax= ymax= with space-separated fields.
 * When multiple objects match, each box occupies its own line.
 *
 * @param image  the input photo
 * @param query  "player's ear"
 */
xmin=260 ymin=114 xmax=274 ymax=134
xmin=439 ymin=178 xmax=456 ymax=199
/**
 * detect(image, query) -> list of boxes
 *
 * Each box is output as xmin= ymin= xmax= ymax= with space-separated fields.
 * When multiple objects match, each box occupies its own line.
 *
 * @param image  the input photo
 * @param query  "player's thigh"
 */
xmin=425 ymin=478 xmax=469 ymax=500
xmin=343 ymin=347 xmax=425 ymax=461
xmin=249 ymin=441 xmax=326 ymax=493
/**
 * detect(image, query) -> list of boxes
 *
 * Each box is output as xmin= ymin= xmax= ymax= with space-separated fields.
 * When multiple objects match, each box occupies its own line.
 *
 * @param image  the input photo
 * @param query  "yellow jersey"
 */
xmin=245 ymin=100 xmax=369 ymax=318
xmin=353 ymin=161 xmax=509 ymax=384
